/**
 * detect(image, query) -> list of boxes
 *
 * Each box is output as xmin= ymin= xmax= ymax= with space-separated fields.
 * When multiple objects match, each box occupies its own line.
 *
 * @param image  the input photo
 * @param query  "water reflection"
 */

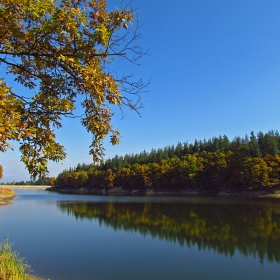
xmin=58 ymin=199 xmax=280 ymax=264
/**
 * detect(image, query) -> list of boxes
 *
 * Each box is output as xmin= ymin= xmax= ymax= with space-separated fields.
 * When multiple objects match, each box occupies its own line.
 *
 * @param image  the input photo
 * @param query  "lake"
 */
xmin=1 ymin=190 xmax=280 ymax=280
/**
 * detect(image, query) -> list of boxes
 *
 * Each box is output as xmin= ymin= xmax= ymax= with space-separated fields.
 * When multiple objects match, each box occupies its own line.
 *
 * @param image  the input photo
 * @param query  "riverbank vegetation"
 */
xmin=0 ymin=188 xmax=16 ymax=206
xmin=0 ymin=188 xmax=16 ymax=196
xmin=0 ymin=239 xmax=30 ymax=280
xmin=54 ymin=130 xmax=280 ymax=192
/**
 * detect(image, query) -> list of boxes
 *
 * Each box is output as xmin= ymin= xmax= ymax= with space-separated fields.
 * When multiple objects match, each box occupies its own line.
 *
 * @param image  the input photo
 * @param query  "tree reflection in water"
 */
xmin=58 ymin=199 xmax=280 ymax=264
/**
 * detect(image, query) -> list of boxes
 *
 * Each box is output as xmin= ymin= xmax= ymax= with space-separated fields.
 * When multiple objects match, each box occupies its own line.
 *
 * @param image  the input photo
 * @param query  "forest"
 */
xmin=54 ymin=130 xmax=280 ymax=192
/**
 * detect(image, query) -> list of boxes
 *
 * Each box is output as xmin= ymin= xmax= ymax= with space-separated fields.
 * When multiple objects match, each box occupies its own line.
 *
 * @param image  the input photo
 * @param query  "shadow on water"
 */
xmin=57 ymin=198 xmax=280 ymax=264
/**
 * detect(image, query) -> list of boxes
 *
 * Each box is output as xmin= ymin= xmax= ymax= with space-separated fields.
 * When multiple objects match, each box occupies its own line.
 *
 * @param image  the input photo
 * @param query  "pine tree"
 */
xmin=222 ymin=135 xmax=230 ymax=152
xmin=264 ymin=132 xmax=279 ymax=156
xmin=175 ymin=142 xmax=183 ymax=157
xmin=249 ymin=131 xmax=261 ymax=157
xmin=182 ymin=142 xmax=189 ymax=155
xmin=192 ymin=140 xmax=199 ymax=153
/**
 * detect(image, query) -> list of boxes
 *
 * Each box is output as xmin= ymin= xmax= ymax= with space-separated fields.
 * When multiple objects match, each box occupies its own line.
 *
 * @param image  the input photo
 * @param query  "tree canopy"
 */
xmin=0 ymin=0 xmax=147 ymax=179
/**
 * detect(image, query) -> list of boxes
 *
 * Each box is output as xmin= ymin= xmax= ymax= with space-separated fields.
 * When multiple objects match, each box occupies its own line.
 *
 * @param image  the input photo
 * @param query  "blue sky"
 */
xmin=1 ymin=0 xmax=280 ymax=182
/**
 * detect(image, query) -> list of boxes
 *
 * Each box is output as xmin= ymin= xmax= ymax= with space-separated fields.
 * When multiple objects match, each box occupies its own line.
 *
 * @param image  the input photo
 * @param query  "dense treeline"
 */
xmin=55 ymin=130 xmax=280 ymax=191
xmin=59 ymin=201 xmax=280 ymax=263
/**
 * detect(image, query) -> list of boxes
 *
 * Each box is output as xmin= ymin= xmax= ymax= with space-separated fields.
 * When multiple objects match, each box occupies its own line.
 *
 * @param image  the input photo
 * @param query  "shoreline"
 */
xmin=47 ymin=186 xmax=280 ymax=198
xmin=0 ymin=186 xmax=49 ymax=206
xmin=0 ymin=185 xmax=50 ymax=190
xmin=2 ymin=185 xmax=280 ymax=204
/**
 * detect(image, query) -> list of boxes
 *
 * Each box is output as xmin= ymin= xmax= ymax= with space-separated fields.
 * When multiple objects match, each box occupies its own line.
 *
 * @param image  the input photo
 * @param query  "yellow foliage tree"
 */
xmin=242 ymin=157 xmax=271 ymax=185
xmin=0 ymin=0 xmax=147 ymax=179
xmin=49 ymin=176 xmax=56 ymax=187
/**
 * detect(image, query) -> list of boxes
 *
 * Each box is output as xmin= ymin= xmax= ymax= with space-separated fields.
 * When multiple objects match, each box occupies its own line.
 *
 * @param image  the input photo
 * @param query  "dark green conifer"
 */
xmin=249 ymin=131 xmax=261 ymax=157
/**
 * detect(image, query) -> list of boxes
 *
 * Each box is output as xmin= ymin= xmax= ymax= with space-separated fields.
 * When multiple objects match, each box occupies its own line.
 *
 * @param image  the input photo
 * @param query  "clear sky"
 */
xmin=1 ymin=0 xmax=280 ymax=182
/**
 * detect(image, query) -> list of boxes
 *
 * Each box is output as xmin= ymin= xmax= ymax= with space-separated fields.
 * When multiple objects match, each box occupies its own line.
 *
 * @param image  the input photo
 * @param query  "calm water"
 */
xmin=1 ymin=190 xmax=280 ymax=280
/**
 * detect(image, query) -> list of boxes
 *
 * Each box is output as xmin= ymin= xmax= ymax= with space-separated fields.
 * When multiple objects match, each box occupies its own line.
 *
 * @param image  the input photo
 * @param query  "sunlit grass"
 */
xmin=0 ymin=239 xmax=30 ymax=280
xmin=0 ymin=188 xmax=16 ymax=196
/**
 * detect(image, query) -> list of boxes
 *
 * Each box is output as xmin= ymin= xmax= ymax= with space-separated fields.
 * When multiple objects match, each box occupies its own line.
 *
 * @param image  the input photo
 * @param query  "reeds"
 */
xmin=0 ymin=239 xmax=29 ymax=280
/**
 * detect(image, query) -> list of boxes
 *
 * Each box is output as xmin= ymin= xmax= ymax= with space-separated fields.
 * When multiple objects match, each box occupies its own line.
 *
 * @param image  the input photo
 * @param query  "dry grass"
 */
xmin=0 ymin=188 xmax=16 ymax=196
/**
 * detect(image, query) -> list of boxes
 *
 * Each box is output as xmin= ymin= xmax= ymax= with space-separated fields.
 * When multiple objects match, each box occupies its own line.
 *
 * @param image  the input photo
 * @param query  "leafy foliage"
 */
xmin=0 ymin=0 xmax=147 ymax=179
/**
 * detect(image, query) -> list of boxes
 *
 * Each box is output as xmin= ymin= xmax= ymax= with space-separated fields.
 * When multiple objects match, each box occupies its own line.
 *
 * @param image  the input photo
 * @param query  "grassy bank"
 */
xmin=0 ymin=188 xmax=17 ymax=206
xmin=0 ymin=239 xmax=31 ymax=280
xmin=0 ymin=188 xmax=16 ymax=196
